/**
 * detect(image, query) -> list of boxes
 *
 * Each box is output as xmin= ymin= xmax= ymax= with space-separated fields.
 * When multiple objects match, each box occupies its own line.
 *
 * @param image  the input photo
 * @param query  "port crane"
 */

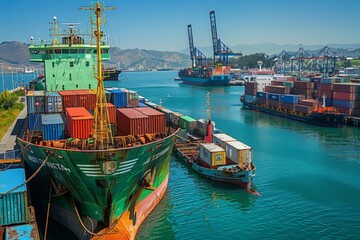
xmin=209 ymin=10 xmax=241 ymax=65
xmin=311 ymin=46 xmax=338 ymax=77
xmin=187 ymin=24 xmax=207 ymax=67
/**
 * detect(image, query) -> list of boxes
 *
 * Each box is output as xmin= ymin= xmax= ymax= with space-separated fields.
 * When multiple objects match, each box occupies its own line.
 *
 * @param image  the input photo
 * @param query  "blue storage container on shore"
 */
xmin=268 ymin=93 xmax=281 ymax=101
xmin=256 ymin=91 xmax=268 ymax=99
xmin=41 ymin=113 xmax=65 ymax=140
xmin=110 ymin=89 xmax=127 ymax=107
xmin=0 ymin=168 xmax=28 ymax=226
xmin=28 ymin=113 xmax=42 ymax=131
xmin=45 ymin=92 xmax=63 ymax=113
xmin=280 ymin=94 xmax=299 ymax=104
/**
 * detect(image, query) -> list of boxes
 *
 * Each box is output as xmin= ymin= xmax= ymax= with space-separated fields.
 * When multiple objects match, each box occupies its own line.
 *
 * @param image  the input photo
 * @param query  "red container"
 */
xmin=281 ymin=102 xmax=295 ymax=111
xmin=116 ymin=108 xmax=149 ymax=135
xmin=271 ymin=80 xmax=283 ymax=86
xmin=59 ymin=91 xmax=77 ymax=109
xmin=293 ymin=88 xmax=313 ymax=98
xmin=300 ymin=99 xmax=319 ymax=110
xmin=333 ymin=92 xmax=356 ymax=101
xmin=66 ymin=107 xmax=94 ymax=138
xmin=245 ymin=82 xmax=258 ymax=96
xmin=134 ymin=107 xmax=166 ymax=134
xmin=319 ymin=83 xmax=333 ymax=91
xmin=107 ymin=103 xmax=117 ymax=123
xmin=333 ymin=83 xmax=359 ymax=93
xmin=73 ymin=90 xmax=96 ymax=111
xmin=268 ymin=99 xmax=281 ymax=108
xmin=294 ymin=81 xmax=314 ymax=89
xmin=256 ymin=98 xmax=268 ymax=105
xmin=265 ymin=85 xmax=290 ymax=94
xmin=315 ymin=90 xmax=332 ymax=99
xmin=295 ymin=105 xmax=313 ymax=114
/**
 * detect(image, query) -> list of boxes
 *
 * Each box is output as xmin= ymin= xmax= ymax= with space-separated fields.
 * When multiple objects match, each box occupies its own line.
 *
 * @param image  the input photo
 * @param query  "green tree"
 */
xmin=0 ymin=91 xmax=18 ymax=109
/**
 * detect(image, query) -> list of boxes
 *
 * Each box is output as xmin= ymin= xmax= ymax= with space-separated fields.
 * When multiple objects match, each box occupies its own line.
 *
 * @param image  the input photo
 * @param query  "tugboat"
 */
xmin=17 ymin=2 xmax=178 ymax=239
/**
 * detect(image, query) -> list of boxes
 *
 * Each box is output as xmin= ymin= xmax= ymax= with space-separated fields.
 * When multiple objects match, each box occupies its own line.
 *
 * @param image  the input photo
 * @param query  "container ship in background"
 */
xmin=17 ymin=3 xmax=178 ymax=239
xmin=102 ymin=67 xmax=122 ymax=81
xmin=178 ymin=63 xmax=231 ymax=86
xmin=240 ymin=72 xmax=358 ymax=127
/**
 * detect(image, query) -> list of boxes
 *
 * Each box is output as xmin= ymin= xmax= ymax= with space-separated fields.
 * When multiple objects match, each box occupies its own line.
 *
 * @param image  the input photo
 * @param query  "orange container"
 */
xmin=59 ymin=90 xmax=77 ymax=109
xmin=116 ymin=108 xmax=149 ymax=135
xmin=65 ymin=107 xmax=94 ymax=138
xmin=73 ymin=90 xmax=96 ymax=111
xmin=134 ymin=107 xmax=166 ymax=134
xmin=107 ymin=103 xmax=117 ymax=123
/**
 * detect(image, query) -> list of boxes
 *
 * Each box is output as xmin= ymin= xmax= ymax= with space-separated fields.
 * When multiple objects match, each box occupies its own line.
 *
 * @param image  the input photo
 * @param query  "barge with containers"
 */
xmin=17 ymin=3 xmax=178 ymax=239
xmin=241 ymin=77 xmax=349 ymax=128
xmin=148 ymin=94 xmax=258 ymax=193
xmin=178 ymin=64 xmax=231 ymax=86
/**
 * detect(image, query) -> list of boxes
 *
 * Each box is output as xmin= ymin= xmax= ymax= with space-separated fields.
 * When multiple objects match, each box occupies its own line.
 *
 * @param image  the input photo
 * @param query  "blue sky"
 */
xmin=1 ymin=0 xmax=359 ymax=51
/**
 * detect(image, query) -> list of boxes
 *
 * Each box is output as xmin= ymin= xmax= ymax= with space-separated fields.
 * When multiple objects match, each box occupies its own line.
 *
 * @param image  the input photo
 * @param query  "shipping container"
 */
xmin=294 ymin=81 xmax=314 ymax=89
xmin=293 ymin=88 xmax=314 ymax=98
xmin=300 ymin=99 xmax=319 ymax=108
xmin=256 ymin=97 xmax=268 ymax=105
xmin=157 ymin=107 xmax=173 ymax=126
xmin=225 ymin=141 xmax=252 ymax=164
xmin=170 ymin=112 xmax=183 ymax=128
xmin=256 ymin=91 xmax=268 ymax=99
xmin=281 ymin=102 xmax=296 ymax=111
xmin=116 ymin=108 xmax=149 ymax=135
xmin=110 ymin=89 xmax=127 ymax=107
xmin=28 ymin=113 xmax=42 ymax=131
xmin=179 ymin=115 xmax=197 ymax=133
xmin=268 ymin=99 xmax=281 ymax=108
xmin=196 ymin=119 xmax=215 ymax=137
xmin=280 ymin=94 xmax=299 ymax=104
xmin=265 ymin=85 xmax=290 ymax=94
xmin=5 ymin=223 xmax=39 ymax=240
xmin=45 ymin=92 xmax=63 ymax=113
xmin=126 ymin=90 xmax=139 ymax=108
xmin=332 ymin=99 xmax=355 ymax=109
xmin=319 ymin=83 xmax=333 ymax=91
xmin=65 ymin=107 xmax=94 ymax=139
xmin=26 ymin=90 xmax=45 ymax=114
xmin=135 ymin=107 xmax=166 ymax=134
xmin=199 ymin=143 xmax=226 ymax=167
xmin=73 ymin=90 xmax=96 ymax=111
xmin=41 ymin=113 xmax=65 ymax=140
xmin=333 ymin=92 xmax=356 ymax=101
xmin=333 ymin=83 xmax=360 ymax=93
xmin=295 ymin=104 xmax=313 ymax=114
xmin=268 ymin=93 xmax=281 ymax=101
xmin=105 ymin=103 xmax=117 ymax=124
xmin=59 ymin=90 xmax=78 ymax=109
xmin=0 ymin=168 xmax=28 ymax=226
xmin=213 ymin=133 xmax=236 ymax=149
xmin=244 ymin=82 xmax=258 ymax=96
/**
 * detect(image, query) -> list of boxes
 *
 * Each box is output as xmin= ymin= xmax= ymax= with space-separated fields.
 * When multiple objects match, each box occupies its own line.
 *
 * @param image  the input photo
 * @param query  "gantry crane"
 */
xmin=187 ymin=24 xmax=207 ymax=67
xmin=209 ymin=10 xmax=241 ymax=65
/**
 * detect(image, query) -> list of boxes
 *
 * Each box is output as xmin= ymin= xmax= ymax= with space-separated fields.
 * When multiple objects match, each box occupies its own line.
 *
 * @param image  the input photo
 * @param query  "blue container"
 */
xmin=41 ymin=114 xmax=65 ymax=140
xmin=325 ymin=98 xmax=333 ymax=107
xmin=333 ymin=99 xmax=354 ymax=109
xmin=5 ymin=224 xmax=39 ymax=239
xmin=268 ymin=93 xmax=281 ymax=101
xmin=28 ymin=113 xmax=42 ymax=131
xmin=0 ymin=168 xmax=28 ymax=226
xmin=45 ymin=92 xmax=63 ymax=113
xmin=256 ymin=91 xmax=268 ymax=99
xmin=110 ymin=89 xmax=127 ymax=107
xmin=280 ymin=94 xmax=299 ymax=104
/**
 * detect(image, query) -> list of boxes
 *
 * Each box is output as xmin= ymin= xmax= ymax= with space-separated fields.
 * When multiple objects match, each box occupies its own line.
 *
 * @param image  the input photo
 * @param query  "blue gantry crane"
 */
xmin=209 ymin=10 xmax=241 ymax=65
xmin=187 ymin=24 xmax=207 ymax=67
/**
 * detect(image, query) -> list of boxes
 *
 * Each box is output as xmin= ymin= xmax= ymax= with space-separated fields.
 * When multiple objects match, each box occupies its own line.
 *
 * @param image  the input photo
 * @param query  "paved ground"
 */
xmin=0 ymin=99 xmax=27 ymax=153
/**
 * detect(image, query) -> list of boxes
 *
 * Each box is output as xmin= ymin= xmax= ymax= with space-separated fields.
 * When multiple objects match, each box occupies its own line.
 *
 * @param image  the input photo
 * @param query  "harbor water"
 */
xmin=9 ymin=71 xmax=360 ymax=239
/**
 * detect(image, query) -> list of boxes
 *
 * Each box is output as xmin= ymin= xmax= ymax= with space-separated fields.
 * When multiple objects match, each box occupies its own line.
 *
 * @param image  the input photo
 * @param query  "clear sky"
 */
xmin=1 ymin=0 xmax=359 ymax=51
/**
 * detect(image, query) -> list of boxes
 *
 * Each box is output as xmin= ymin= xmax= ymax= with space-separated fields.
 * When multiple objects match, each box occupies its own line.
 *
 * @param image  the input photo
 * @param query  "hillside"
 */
xmin=0 ymin=41 xmax=191 ymax=71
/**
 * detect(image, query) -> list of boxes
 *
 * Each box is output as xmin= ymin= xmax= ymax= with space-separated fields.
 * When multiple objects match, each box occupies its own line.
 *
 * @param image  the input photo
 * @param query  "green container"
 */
xmin=282 ymin=81 xmax=294 ymax=88
xmin=179 ymin=116 xmax=197 ymax=133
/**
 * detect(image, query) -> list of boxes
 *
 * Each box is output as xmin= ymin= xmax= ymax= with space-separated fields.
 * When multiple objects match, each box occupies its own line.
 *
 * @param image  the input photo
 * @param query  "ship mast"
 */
xmin=80 ymin=2 xmax=115 ymax=149
xmin=206 ymin=91 xmax=211 ymax=121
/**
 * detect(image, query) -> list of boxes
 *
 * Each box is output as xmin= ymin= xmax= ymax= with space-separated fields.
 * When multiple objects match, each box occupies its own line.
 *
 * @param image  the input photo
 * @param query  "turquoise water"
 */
xmin=106 ymin=71 xmax=360 ymax=240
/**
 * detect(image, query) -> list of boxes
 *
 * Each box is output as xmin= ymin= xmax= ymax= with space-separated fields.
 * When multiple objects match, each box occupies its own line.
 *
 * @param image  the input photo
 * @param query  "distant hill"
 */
xmin=0 ymin=41 xmax=191 ymax=71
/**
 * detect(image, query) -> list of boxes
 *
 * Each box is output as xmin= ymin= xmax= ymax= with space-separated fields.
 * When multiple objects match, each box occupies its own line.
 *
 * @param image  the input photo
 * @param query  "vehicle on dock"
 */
xmin=17 ymin=3 xmax=178 ymax=239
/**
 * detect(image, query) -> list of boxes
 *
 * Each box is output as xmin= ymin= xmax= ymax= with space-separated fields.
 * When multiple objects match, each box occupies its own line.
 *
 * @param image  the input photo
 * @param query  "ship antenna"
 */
xmin=80 ymin=2 xmax=115 ymax=149
xmin=206 ymin=91 xmax=211 ymax=121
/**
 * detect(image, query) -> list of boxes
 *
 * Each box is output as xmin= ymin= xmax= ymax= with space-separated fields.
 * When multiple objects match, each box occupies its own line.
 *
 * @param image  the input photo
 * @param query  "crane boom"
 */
xmin=187 ymin=24 xmax=195 ymax=61
xmin=187 ymin=24 xmax=207 ymax=67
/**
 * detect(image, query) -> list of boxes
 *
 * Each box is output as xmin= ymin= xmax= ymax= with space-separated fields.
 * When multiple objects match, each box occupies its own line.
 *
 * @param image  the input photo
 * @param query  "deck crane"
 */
xmin=209 ymin=10 xmax=241 ymax=65
xmin=187 ymin=24 xmax=207 ymax=67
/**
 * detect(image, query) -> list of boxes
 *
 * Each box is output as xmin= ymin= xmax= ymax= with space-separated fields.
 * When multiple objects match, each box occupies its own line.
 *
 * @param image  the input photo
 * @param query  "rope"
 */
xmin=44 ymin=182 xmax=52 ymax=240
xmin=1 ymin=155 xmax=50 ymax=196
xmin=72 ymin=198 xmax=118 ymax=236
xmin=0 ymin=149 xmax=23 ymax=172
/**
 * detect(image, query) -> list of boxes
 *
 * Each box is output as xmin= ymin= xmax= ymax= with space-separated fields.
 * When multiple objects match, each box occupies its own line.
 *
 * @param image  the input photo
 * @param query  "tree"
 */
xmin=0 ymin=90 xmax=18 ymax=109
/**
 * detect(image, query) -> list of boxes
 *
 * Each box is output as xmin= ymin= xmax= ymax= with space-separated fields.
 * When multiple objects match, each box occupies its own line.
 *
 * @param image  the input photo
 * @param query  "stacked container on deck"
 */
xmin=332 ymin=83 xmax=360 ymax=117
xmin=293 ymin=81 xmax=314 ymax=99
xmin=244 ymin=82 xmax=257 ymax=102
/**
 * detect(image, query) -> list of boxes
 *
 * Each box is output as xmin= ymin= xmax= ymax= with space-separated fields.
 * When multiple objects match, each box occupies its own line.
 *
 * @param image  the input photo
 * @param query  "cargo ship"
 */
xmin=17 ymin=3 xmax=178 ymax=239
xmin=102 ymin=67 xmax=122 ymax=81
xmin=241 ymin=79 xmax=346 ymax=127
xmin=178 ymin=64 xmax=231 ymax=86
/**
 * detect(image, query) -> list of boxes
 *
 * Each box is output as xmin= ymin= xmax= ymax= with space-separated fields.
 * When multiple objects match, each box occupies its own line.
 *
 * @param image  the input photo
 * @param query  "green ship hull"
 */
xmin=18 ymin=133 xmax=177 ymax=239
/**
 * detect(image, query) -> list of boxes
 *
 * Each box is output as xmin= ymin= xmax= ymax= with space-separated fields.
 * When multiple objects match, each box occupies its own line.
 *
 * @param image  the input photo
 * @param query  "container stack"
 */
xmin=225 ymin=141 xmax=252 ymax=164
xmin=26 ymin=90 xmax=45 ymax=114
xmin=332 ymin=83 xmax=360 ymax=116
xmin=244 ymin=82 xmax=258 ymax=102
xmin=213 ymin=133 xmax=236 ymax=149
xmin=169 ymin=112 xmax=184 ymax=128
xmin=280 ymin=94 xmax=300 ymax=111
xmin=135 ymin=107 xmax=166 ymax=134
xmin=116 ymin=108 xmax=149 ymax=135
xmin=45 ymin=92 xmax=63 ymax=113
xmin=293 ymin=81 xmax=314 ymax=99
xmin=256 ymin=92 xmax=268 ymax=105
xmin=268 ymin=93 xmax=281 ymax=108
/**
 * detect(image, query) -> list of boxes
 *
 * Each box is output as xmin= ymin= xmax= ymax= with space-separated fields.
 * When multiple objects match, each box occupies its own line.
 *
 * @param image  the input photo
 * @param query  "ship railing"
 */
xmin=0 ymin=149 xmax=22 ymax=160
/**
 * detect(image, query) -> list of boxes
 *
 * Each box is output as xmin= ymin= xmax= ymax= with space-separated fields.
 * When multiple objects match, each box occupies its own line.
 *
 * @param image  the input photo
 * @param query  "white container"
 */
xmin=213 ymin=133 xmax=236 ymax=148
xmin=225 ymin=141 xmax=252 ymax=164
